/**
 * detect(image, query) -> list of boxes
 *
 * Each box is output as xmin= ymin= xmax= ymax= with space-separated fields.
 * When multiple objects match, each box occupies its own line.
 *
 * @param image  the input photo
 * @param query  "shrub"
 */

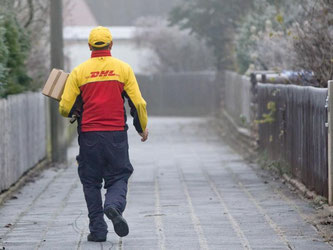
xmin=0 ymin=25 xmax=9 ymax=95
xmin=236 ymin=1 xmax=279 ymax=73
xmin=236 ymin=0 xmax=333 ymax=87
xmin=0 ymin=9 xmax=31 ymax=97
xmin=236 ymin=0 xmax=301 ymax=74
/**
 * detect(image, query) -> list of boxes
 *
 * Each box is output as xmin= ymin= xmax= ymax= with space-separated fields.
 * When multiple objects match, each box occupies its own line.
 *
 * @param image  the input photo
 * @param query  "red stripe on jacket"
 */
xmin=79 ymin=80 xmax=125 ymax=132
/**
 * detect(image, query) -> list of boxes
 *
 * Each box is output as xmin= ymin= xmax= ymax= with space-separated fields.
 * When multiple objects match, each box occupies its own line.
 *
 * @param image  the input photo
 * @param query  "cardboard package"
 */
xmin=42 ymin=69 xmax=69 ymax=101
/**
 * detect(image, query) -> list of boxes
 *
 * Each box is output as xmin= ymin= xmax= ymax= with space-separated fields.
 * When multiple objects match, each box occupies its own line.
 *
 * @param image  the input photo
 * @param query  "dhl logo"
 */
xmin=89 ymin=70 xmax=119 ymax=78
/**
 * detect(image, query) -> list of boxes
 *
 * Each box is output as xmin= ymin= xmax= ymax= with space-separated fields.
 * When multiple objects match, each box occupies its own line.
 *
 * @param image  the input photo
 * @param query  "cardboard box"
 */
xmin=42 ymin=69 xmax=69 ymax=101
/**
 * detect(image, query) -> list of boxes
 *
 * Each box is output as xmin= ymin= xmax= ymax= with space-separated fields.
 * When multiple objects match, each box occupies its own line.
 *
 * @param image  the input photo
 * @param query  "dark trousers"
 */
xmin=77 ymin=131 xmax=133 ymax=238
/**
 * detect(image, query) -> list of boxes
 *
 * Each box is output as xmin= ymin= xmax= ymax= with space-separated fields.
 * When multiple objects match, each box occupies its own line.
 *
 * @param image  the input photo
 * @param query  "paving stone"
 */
xmin=0 ymin=117 xmax=331 ymax=249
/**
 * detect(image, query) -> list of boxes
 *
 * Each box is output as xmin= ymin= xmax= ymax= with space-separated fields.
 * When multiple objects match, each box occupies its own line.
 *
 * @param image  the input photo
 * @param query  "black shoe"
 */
xmin=87 ymin=233 xmax=106 ymax=242
xmin=104 ymin=207 xmax=129 ymax=237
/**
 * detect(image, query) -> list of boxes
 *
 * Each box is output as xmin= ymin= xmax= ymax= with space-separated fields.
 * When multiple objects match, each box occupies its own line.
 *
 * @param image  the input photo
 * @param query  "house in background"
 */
xmin=63 ymin=0 xmax=164 ymax=73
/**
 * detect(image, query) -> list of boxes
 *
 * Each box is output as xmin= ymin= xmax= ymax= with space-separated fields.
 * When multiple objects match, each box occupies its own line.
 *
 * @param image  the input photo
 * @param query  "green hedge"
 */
xmin=0 ymin=11 xmax=31 ymax=98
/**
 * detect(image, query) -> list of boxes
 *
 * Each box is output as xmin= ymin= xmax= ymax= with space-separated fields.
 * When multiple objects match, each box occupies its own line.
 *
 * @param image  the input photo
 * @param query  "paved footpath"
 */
xmin=0 ymin=117 xmax=332 ymax=250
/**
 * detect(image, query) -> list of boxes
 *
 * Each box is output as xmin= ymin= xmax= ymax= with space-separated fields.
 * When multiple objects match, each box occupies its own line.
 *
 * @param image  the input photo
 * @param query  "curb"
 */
xmin=282 ymin=174 xmax=320 ymax=201
xmin=282 ymin=174 xmax=333 ymax=215
xmin=0 ymin=159 xmax=51 ymax=206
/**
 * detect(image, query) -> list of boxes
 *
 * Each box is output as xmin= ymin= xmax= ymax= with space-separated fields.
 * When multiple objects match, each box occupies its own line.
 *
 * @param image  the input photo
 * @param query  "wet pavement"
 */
xmin=0 ymin=117 xmax=331 ymax=250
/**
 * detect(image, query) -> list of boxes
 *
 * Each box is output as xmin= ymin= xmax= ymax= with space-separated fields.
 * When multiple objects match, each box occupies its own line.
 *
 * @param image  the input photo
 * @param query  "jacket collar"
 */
xmin=91 ymin=50 xmax=112 ymax=58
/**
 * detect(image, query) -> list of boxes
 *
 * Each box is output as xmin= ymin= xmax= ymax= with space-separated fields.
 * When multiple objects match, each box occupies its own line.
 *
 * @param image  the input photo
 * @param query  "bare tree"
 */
xmin=13 ymin=0 xmax=51 ymax=89
xmin=293 ymin=0 xmax=333 ymax=87
xmin=134 ymin=16 xmax=214 ymax=73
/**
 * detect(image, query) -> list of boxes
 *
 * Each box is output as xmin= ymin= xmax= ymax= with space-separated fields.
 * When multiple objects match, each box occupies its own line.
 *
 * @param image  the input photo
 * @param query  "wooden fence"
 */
xmin=257 ymin=84 xmax=328 ymax=197
xmin=0 ymin=92 xmax=77 ymax=193
xmin=223 ymin=71 xmax=252 ymax=127
xmin=0 ymin=92 xmax=47 ymax=192
xmin=221 ymin=71 xmax=329 ymax=198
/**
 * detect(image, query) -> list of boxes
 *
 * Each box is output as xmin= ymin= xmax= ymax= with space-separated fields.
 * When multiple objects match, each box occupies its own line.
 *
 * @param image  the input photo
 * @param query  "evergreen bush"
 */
xmin=0 ymin=9 xmax=31 ymax=98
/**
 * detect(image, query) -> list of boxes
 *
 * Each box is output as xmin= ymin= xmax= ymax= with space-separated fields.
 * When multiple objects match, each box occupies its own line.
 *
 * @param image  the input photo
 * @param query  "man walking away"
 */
xmin=59 ymin=26 xmax=148 ymax=242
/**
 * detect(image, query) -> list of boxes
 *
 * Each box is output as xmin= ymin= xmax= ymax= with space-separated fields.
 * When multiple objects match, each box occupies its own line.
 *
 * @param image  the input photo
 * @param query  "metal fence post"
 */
xmin=328 ymin=80 xmax=333 ymax=205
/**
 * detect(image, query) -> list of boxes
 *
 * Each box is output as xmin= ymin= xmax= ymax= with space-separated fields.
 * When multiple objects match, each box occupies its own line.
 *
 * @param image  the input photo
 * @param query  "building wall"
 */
xmin=64 ymin=38 xmax=153 ymax=73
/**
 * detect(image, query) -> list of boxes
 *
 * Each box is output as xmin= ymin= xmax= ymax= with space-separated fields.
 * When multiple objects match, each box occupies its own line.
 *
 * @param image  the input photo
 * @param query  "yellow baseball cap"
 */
xmin=88 ymin=26 xmax=112 ymax=48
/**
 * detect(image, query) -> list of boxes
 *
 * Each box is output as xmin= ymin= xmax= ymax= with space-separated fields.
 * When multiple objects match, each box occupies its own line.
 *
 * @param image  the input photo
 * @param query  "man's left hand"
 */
xmin=139 ymin=128 xmax=149 ymax=142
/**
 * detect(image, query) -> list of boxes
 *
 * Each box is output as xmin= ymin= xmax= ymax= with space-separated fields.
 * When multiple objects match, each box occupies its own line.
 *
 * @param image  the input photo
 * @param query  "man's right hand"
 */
xmin=139 ymin=128 xmax=149 ymax=142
